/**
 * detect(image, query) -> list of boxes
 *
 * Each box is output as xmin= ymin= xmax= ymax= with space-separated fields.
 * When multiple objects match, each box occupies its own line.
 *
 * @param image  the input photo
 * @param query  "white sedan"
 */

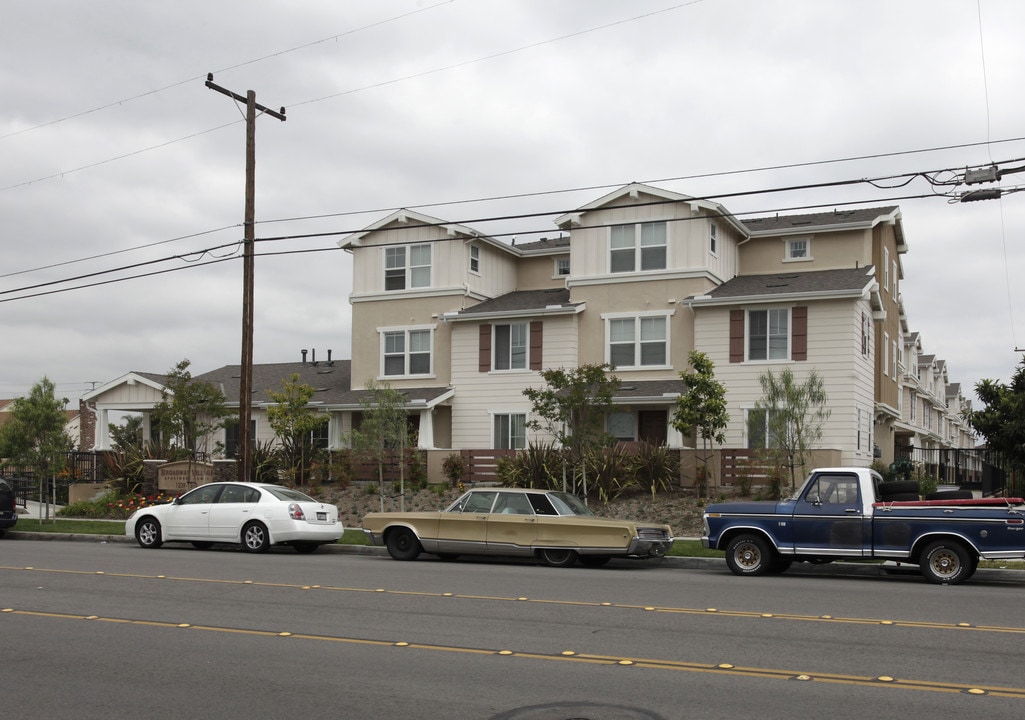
xmin=125 ymin=482 xmax=343 ymax=553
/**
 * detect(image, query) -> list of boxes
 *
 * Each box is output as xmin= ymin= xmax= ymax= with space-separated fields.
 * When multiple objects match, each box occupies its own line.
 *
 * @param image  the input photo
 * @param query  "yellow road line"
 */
xmin=2 ymin=606 xmax=1021 ymax=699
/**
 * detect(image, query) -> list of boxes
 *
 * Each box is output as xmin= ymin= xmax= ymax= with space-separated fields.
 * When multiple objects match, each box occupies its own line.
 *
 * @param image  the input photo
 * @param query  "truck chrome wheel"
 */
xmin=725 ymin=533 xmax=772 ymax=576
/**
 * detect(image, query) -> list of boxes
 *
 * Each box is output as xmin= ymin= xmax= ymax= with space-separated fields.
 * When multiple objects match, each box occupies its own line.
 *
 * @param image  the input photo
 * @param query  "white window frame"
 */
xmin=493 ymin=322 xmax=528 ymax=371
xmin=709 ymin=222 xmax=718 ymax=256
xmin=492 ymin=412 xmax=527 ymax=450
xmin=554 ymin=257 xmax=570 ymax=277
xmin=883 ymin=332 xmax=890 ymax=376
xmin=608 ymin=221 xmax=667 ymax=273
xmin=747 ymin=307 xmax=789 ymax=361
xmin=883 ymin=247 xmax=891 ymax=292
xmin=379 ymin=325 xmax=434 ymax=378
xmin=602 ymin=310 xmax=672 ymax=370
xmin=469 ymin=244 xmax=480 ymax=274
xmin=785 ymin=236 xmax=811 ymax=262
xmin=383 ymin=243 xmax=432 ymax=291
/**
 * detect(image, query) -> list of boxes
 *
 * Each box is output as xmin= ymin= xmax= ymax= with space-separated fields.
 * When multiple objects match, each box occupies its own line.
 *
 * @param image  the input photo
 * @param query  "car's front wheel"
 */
xmin=538 ymin=548 xmax=578 ymax=568
xmin=724 ymin=533 xmax=773 ymax=576
xmin=135 ymin=517 xmax=163 ymax=549
xmin=386 ymin=527 xmax=422 ymax=561
xmin=241 ymin=522 xmax=271 ymax=553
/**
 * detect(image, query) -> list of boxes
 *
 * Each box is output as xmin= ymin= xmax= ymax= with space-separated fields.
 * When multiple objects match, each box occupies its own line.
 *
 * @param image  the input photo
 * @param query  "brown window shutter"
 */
xmin=791 ymin=306 xmax=807 ymax=361
xmin=729 ymin=309 xmax=744 ymax=363
xmin=478 ymin=324 xmax=491 ymax=372
xmin=529 ymin=321 xmax=543 ymax=370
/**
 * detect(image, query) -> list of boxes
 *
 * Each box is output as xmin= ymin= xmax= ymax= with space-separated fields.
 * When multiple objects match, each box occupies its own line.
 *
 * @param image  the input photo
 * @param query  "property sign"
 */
xmin=157 ymin=461 xmax=214 ymax=492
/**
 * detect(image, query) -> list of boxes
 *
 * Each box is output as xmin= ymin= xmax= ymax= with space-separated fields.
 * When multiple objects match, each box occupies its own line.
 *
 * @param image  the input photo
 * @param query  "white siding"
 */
xmin=449 ymin=315 xmax=578 ymax=448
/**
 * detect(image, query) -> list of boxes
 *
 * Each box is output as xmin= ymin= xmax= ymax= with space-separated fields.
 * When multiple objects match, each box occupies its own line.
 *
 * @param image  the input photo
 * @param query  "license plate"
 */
xmin=317 ymin=512 xmax=327 ymax=521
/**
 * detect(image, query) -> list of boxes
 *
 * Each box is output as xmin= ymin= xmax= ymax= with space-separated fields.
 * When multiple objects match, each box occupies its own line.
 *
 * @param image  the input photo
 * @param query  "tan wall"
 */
xmin=570 ymin=276 xmax=711 ymax=376
xmin=349 ymin=294 xmax=462 ymax=389
xmin=516 ymin=253 xmax=568 ymax=290
xmin=739 ymin=229 xmax=872 ymax=275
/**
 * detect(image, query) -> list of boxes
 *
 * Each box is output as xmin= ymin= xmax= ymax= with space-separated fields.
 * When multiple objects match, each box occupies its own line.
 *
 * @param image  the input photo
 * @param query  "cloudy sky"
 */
xmin=2 ymin=0 xmax=1023 ymax=408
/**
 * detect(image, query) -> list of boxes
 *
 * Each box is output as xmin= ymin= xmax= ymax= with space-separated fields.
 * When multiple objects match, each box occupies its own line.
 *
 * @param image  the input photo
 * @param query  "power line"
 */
xmin=0 ymin=0 xmax=456 ymax=142
xmin=1 ymin=1 xmax=709 ymax=194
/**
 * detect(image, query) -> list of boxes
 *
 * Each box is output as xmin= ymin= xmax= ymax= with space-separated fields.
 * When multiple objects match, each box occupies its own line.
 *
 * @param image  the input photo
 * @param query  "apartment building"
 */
xmin=82 ymin=183 xmax=974 ymax=468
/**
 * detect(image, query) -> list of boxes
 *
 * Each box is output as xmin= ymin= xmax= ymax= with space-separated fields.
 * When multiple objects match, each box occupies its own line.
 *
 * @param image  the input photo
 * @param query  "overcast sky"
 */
xmin=2 ymin=0 xmax=1023 ymax=409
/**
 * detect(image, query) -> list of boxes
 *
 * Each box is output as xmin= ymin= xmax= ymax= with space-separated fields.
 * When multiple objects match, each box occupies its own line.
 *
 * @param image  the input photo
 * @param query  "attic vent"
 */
xmin=316 ymin=369 xmax=334 ymax=375
xmin=790 ymin=220 xmax=813 ymax=226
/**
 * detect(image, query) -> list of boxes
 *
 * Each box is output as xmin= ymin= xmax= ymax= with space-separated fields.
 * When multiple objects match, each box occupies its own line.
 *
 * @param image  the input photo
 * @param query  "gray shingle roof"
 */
xmin=743 ymin=206 xmax=898 ymax=234
xmin=696 ymin=266 xmax=876 ymax=302
xmin=193 ymin=361 xmax=449 ymax=408
xmin=452 ymin=288 xmax=578 ymax=316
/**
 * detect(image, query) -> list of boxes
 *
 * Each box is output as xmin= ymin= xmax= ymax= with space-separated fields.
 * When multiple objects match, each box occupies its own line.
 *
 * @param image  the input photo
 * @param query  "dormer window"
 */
xmin=785 ymin=238 xmax=810 ymax=261
xmin=610 ymin=221 xmax=666 ymax=273
xmin=384 ymin=244 xmax=431 ymax=291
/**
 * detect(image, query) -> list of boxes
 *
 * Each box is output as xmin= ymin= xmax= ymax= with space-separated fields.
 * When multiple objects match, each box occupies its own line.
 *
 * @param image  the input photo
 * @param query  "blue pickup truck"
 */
xmin=702 ymin=467 xmax=1025 ymax=584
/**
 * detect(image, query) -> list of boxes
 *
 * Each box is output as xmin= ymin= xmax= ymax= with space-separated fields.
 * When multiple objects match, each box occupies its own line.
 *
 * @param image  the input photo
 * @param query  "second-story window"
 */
xmin=494 ymin=323 xmax=527 ymax=370
xmin=384 ymin=244 xmax=431 ymax=291
xmin=609 ymin=221 xmax=666 ymax=273
xmin=383 ymin=328 xmax=432 ymax=376
xmin=608 ymin=315 xmax=668 ymax=368
xmin=748 ymin=308 xmax=789 ymax=361
xmin=709 ymin=222 xmax=718 ymax=255
xmin=469 ymin=244 xmax=480 ymax=274
xmin=555 ymin=257 xmax=570 ymax=276
xmin=786 ymin=238 xmax=810 ymax=261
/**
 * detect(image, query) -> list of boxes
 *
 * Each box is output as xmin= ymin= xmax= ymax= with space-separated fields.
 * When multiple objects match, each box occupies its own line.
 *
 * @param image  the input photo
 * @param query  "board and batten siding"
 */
xmin=449 ymin=314 xmax=579 ymax=449
xmin=693 ymin=296 xmax=875 ymax=466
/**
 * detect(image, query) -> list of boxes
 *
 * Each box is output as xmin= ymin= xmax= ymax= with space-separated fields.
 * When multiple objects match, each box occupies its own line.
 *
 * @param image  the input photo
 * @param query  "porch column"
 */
xmin=93 ymin=407 xmax=111 ymax=450
xmin=666 ymin=420 xmax=684 ymax=449
xmin=417 ymin=409 xmax=435 ymax=449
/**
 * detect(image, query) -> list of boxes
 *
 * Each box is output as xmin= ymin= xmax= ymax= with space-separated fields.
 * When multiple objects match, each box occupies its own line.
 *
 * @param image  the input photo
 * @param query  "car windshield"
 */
xmin=261 ymin=486 xmax=316 ymax=503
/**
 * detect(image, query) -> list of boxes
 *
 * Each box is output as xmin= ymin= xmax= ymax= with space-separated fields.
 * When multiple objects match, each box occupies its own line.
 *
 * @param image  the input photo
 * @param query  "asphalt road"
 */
xmin=4 ymin=539 xmax=1025 ymax=720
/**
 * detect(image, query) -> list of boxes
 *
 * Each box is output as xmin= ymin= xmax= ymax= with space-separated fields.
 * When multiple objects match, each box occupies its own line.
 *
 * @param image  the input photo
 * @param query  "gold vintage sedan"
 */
xmin=362 ymin=488 xmax=674 ymax=567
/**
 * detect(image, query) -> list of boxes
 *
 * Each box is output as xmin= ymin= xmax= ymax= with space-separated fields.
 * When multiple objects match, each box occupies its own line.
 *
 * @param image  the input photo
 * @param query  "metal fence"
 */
xmin=893 ymin=444 xmax=1008 ymax=496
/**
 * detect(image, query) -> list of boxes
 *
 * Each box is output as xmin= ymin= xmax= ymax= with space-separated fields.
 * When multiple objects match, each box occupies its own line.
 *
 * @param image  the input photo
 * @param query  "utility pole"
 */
xmin=205 ymin=73 xmax=286 ymax=484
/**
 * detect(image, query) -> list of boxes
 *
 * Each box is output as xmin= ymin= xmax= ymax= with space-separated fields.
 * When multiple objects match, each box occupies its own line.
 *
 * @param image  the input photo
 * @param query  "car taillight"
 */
xmin=288 ymin=503 xmax=306 ymax=520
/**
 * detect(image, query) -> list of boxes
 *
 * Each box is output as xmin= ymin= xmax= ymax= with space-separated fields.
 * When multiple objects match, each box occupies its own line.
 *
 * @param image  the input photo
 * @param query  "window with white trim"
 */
xmin=493 ymin=323 xmax=527 ymax=370
xmin=709 ymin=222 xmax=718 ymax=255
xmin=786 ymin=238 xmax=810 ymax=261
xmin=555 ymin=257 xmax=570 ymax=276
xmin=883 ymin=247 xmax=890 ymax=292
xmin=384 ymin=243 xmax=431 ymax=291
xmin=469 ymin=244 xmax=480 ymax=273
xmin=493 ymin=413 xmax=526 ymax=450
xmin=382 ymin=328 xmax=432 ymax=376
xmin=607 ymin=315 xmax=668 ymax=368
xmin=748 ymin=308 xmax=789 ymax=361
xmin=609 ymin=221 xmax=667 ymax=273
xmin=883 ymin=332 xmax=890 ymax=376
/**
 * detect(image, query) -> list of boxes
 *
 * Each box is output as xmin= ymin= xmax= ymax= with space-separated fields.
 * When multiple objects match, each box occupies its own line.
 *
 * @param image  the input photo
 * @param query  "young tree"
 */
xmin=754 ymin=367 xmax=830 ymax=492
xmin=265 ymin=373 xmax=325 ymax=486
xmin=151 ymin=359 xmax=230 ymax=458
xmin=348 ymin=380 xmax=409 ymax=511
xmin=0 ymin=377 xmax=75 ymax=520
xmin=522 ymin=363 xmax=620 ymax=495
xmin=968 ymin=356 xmax=1025 ymax=473
xmin=671 ymin=351 xmax=729 ymax=496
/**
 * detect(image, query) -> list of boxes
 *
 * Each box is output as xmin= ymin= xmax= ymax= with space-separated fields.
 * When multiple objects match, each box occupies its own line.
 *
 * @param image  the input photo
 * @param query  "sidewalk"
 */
xmin=17 ymin=500 xmax=65 ymax=521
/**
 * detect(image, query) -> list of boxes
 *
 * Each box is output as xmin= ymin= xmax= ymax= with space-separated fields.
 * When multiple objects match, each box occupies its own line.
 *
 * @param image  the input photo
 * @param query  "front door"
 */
xmin=789 ymin=472 xmax=866 ymax=557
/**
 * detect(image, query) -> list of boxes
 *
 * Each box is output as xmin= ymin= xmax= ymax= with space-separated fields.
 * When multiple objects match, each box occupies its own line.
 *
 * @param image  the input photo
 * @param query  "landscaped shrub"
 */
xmin=58 ymin=490 xmax=174 ymax=520
xmin=583 ymin=443 xmax=637 ymax=504
xmin=631 ymin=442 xmax=679 ymax=499
xmin=498 ymin=442 xmax=563 ymax=489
